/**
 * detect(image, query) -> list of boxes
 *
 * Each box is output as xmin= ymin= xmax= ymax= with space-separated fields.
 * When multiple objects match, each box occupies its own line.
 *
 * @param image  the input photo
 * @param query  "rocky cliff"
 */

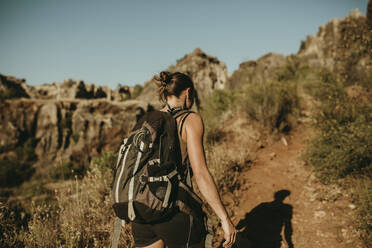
xmin=0 ymin=75 xmax=136 ymax=102
xmin=0 ymin=99 xmax=149 ymax=171
xmin=227 ymin=53 xmax=287 ymax=89
xmin=227 ymin=9 xmax=371 ymax=90
xmin=1 ymin=8 xmax=370 ymax=177
xmin=298 ymin=8 xmax=371 ymax=85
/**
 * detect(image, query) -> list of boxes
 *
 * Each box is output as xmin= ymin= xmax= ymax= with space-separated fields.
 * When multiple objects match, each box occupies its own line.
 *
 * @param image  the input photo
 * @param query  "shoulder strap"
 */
xmin=172 ymin=109 xmax=192 ymax=119
xmin=179 ymin=111 xmax=193 ymax=137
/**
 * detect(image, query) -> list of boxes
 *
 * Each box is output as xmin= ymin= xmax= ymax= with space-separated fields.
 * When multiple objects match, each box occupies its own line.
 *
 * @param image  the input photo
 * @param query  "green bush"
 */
xmin=305 ymin=118 xmax=372 ymax=182
xmin=238 ymin=81 xmax=299 ymax=133
xmin=201 ymin=89 xmax=236 ymax=143
xmin=304 ymin=74 xmax=372 ymax=243
xmin=304 ymin=72 xmax=372 ymax=182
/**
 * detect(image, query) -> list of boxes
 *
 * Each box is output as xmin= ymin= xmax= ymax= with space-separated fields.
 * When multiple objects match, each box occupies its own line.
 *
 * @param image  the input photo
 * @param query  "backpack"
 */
xmin=111 ymin=108 xmax=204 ymax=224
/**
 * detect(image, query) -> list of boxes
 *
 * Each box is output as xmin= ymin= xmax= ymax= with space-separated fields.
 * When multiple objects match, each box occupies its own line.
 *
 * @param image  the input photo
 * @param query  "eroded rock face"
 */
xmin=1 ymin=76 xmax=134 ymax=102
xmin=0 ymin=99 xmax=149 ymax=168
xmin=297 ymin=16 xmax=342 ymax=69
xmin=227 ymin=53 xmax=286 ymax=89
xmin=227 ymin=8 xmax=371 ymax=89
xmin=0 ymin=74 xmax=30 ymax=99
xmin=136 ymin=48 xmax=229 ymax=108
xmin=35 ymin=103 xmax=60 ymax=158
xmin=297 ymin=8 xmax=371 ymax=84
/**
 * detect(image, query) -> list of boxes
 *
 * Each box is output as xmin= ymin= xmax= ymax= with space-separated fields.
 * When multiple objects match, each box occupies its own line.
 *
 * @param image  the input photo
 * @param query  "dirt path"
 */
xmin=219 ymin=126 xmax=364 ymax=248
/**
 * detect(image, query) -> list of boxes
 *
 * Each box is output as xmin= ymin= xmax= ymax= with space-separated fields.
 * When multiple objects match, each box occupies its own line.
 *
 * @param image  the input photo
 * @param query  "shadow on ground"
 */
xmin=219 ymin=189 xmax=294 ymax=248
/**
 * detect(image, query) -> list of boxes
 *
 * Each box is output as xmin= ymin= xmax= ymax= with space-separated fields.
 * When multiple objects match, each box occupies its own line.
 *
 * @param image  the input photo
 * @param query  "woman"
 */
xmin=131 ymin=71 xmax=237 ymax=248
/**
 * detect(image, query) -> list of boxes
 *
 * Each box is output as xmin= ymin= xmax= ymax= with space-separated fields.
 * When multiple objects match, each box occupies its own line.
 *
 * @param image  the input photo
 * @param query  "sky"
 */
xmin=0 ymin=0 xmax=368 ymax=88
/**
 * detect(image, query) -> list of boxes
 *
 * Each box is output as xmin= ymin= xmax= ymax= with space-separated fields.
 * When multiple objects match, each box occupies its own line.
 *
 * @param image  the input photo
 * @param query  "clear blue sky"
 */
xmin=0 ymin=0 xmax=368 ymax=88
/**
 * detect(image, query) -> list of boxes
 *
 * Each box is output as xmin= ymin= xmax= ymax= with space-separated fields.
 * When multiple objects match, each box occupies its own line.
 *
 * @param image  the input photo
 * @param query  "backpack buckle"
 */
xmin=139 ymin=175 xmax=148 ymax=184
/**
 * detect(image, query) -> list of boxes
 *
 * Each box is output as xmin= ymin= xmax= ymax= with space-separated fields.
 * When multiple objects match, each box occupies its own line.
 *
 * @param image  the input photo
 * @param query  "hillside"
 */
xmin=1 ymin=6 xmax=371 ymax=248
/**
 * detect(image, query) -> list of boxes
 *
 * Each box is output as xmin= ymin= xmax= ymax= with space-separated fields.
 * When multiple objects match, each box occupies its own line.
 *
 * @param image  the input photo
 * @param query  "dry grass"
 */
xmin=23 ymin=153 xmax=134 ymax=248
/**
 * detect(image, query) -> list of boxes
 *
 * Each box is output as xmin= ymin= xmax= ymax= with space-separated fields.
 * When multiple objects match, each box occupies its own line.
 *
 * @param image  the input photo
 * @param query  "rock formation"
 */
xmin=0 ymin=99 xmax=150 ymax=170
xmin=227 ymin=53 xmax=286 ymax=89
xmin=297 ymin=8 xmax=371 ymax=85
xmin=227 ymin=8 xmax=371 ymax=89
xmin=1 ymin=8 xmax=370 ymax=177
xmin=0 ymin=75 xmax=136 ymax=102
xmin=0 ymin=74 xmax=30 ymax=99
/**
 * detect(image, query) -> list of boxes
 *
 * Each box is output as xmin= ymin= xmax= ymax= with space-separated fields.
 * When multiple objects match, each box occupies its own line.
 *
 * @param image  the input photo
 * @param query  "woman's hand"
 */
xmin=221 ymin=218 xmax=237 ymax=247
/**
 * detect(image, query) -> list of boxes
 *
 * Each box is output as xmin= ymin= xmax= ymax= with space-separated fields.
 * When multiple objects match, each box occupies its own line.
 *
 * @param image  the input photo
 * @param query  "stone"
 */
xmin=348 ymin=204 xmax=356 ymax=210
xmin=269 ymin=152 xmax=276 ymax=160
xmin=314 ymin=210 xmax=326 ymax=218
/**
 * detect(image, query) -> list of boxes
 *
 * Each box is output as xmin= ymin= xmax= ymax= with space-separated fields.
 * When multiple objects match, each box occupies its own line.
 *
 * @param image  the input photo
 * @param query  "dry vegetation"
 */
xmin=1 ymin=13 xmax=371 ymax=245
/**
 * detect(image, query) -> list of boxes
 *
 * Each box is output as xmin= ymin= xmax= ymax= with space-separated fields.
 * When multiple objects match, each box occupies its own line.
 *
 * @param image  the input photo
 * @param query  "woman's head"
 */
xmin=155 ymin=71 xmax=196 ymax=109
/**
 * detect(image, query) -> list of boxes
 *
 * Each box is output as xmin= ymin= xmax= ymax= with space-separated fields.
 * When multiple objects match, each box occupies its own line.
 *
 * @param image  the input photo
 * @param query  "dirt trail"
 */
xmin=220 ymin=125 xmax=364 ymax=248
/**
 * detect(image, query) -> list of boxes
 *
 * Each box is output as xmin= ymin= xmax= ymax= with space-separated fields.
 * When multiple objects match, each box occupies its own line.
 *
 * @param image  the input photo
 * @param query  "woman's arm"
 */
xmin=184 ymin=113 xmax=236 ymax=247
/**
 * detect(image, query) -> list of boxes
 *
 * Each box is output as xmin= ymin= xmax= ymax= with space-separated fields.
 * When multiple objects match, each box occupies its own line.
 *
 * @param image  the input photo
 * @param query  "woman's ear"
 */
xmin=186 ymin=88 xmax=190 ymax=98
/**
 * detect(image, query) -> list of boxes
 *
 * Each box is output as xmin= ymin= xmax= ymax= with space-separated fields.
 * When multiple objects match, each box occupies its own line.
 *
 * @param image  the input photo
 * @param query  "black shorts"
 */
xmin=132 ymin=211 xmax=206 ymax=248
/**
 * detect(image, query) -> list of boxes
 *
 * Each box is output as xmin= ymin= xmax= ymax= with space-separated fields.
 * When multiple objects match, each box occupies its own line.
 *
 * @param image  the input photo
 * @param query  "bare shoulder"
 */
xmin=185 ymin=112 xmax=204 ymax=133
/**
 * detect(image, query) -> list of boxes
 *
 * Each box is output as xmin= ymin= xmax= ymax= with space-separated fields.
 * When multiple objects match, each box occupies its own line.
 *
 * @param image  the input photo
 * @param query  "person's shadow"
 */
xmin=221 ymin=190 xmax=294 ymax=248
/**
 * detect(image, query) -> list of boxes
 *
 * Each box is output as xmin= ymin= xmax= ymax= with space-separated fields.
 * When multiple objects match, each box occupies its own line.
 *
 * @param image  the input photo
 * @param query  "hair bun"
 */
xmin=159 ymin=71 xmax=171 ymax=85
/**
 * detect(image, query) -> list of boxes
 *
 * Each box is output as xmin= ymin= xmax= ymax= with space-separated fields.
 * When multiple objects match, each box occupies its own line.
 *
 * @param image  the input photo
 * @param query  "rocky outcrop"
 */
xmin=227 ymin=8 xmax=371 ymax=89
xmin=29 ymin=79 xmax=114 ymax=100
xmin=0 ymin=74 xmax=30 ymax=99
xmin=227 ymin=53 xmax=286 ymax=89
xmin=136 ymin=48 xmax=229 ymax=108
xmin=297 ymin=9 xmax=371 ymax=84
xmin=0 ymin=99 xmax=150 ymax=169
xmin=1 ymin=76 xmax=136 ymax=102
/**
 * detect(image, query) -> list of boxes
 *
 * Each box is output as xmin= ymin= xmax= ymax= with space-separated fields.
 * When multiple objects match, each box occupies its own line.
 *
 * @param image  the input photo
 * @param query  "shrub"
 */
xmin=201 ymin=89 xmax=236 ymax=143
xmin=0 ymin=202 xmax=29 ymax=248
xmin=0 ymin=159 xmax=35 ymax=187
xmin=13 ymin=175 xmax=52 ymax=203
xmin=354 ymin=178 xmax=372 ymax=245
xmin=304 ymin=73 xmax=372 ymax=243
xmin=49 ymin=161 xmax=86 ymax=180
xmin=23 ymin=152 xmax=134 ymax=247
xmin=305 ymin=118 xmax=372 ymax=182
xmin=206 ymin=138 xmax=252 ymax=193
xmin=276 ymin=55 xmax=301 ymax=82
xmin=131 ymin=84 xmax=143 ymax=99
xmin=15 ymin=138 xmax=38 ymax=164
xmin=23 ymin=202 xmax=62 ymax=247
xmin=304 ymin=75 xmax=372 ymax=182
xmin=238 ymin=81 xmax=299 ymax=133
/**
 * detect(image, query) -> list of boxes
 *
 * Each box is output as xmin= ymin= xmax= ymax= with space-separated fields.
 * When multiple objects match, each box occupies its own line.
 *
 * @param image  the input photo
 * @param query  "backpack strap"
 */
xmin=111 ymin=218 xmax=125 ymax=248
xmin=172 ymin=109 xmax=193 ymax=120
xmin=179 ymin=111 xmax=193 ymax=137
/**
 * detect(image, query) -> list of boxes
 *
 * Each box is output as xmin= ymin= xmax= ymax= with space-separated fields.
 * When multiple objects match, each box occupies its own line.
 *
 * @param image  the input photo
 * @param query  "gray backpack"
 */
xmin=111 ymin=109 xmax=213 ymax=248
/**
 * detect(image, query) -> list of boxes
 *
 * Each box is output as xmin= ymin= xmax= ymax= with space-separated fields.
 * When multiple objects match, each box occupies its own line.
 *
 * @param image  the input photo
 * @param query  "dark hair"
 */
xmin=274 ymin=190 xmax=290 ymax=202
xmin=155 ymin=71 xmax=195 ymax=103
